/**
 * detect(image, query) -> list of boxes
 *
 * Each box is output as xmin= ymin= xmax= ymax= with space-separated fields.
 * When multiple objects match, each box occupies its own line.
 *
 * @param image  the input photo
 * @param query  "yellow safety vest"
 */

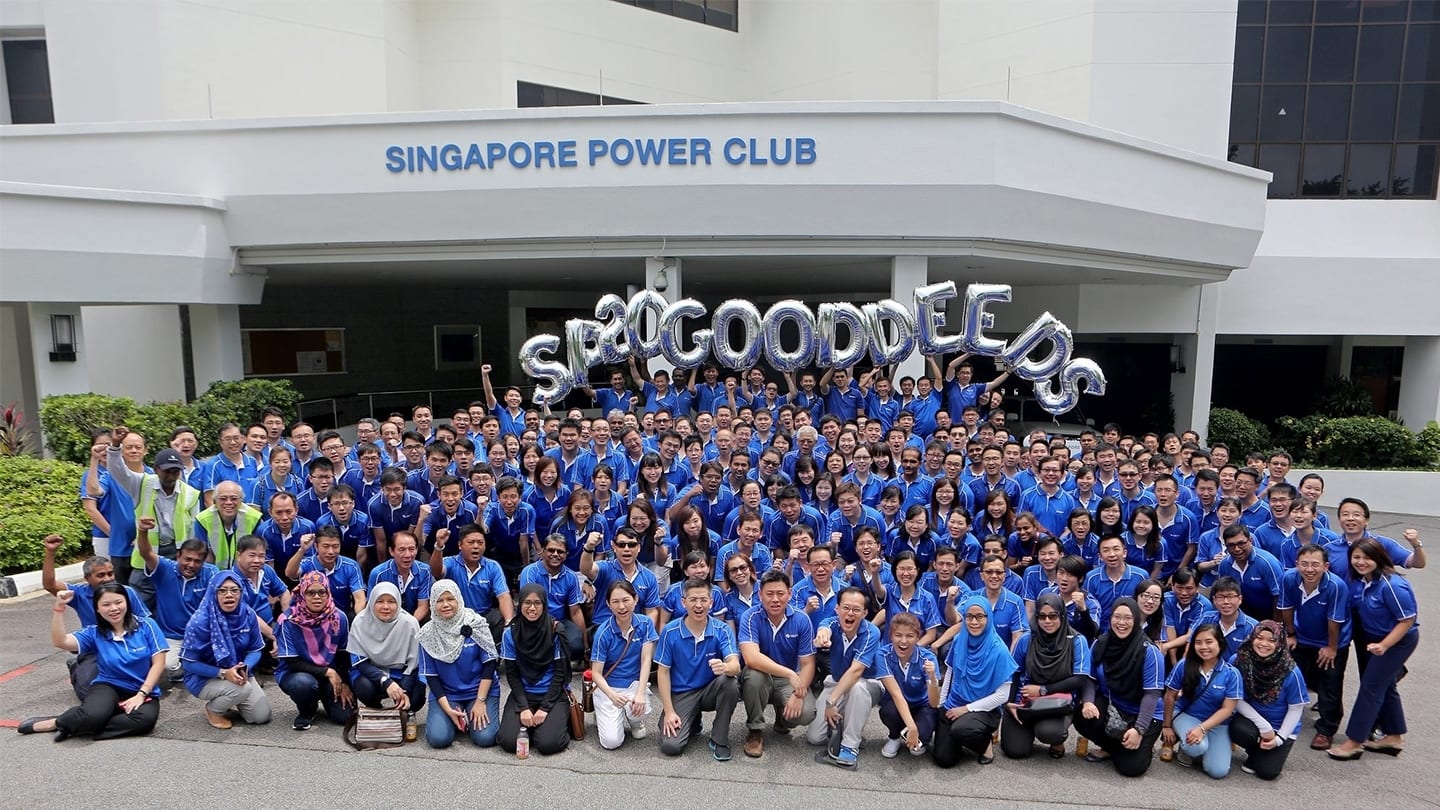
xmin=196 ymin=504 xmax=263 ymax=569
xmin=129 ymin=476 xmax=203 ymax=568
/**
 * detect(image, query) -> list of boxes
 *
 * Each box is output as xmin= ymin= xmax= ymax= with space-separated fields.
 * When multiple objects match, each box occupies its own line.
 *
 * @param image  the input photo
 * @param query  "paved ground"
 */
xmin=3 ymin=510 xmax=1438 ymax=809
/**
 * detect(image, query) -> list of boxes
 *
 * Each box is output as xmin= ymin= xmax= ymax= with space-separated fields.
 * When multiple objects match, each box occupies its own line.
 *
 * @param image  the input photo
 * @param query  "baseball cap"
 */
xmin=154 ymin=448 xmax=184 ymax=471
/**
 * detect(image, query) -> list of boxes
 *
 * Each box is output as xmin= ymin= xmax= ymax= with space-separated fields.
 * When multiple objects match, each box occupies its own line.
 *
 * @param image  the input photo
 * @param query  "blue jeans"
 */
xmin=1172 ymin=712 xmax=1231 ymax=778
xmin=425 ymin=693 xmax=500 ymax=748
xmin=279 ymin=671 xmax=352 ymax=725
xmin=1345 ymin=630 xmax=1417 ymax=742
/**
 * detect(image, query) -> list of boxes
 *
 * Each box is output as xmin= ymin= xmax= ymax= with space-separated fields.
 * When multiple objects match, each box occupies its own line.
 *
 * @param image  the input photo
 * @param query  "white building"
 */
xmin=1 ymin=0 xmax=1436 ymax=439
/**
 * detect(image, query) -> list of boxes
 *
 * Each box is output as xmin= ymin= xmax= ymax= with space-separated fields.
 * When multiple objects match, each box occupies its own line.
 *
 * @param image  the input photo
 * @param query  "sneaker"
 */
xmin=909 ymin=741 xmax=927 ymax=757
xmin=882 ymin=737 xmax=904 ymax=759
xmin=744 ymin=730 xmax=765 ymax=758
xmin=1175 ymin=751 xmax=1194 ymax=768
xmin=292 ymin=716 xmax=313 ymax=731
xmin=709 ymin=739 xmax=733 ymax=762
xmin=1241 ymin=764 xmax=1256 ymax=775
xmin=167 ymin=672 xmax=185 ymax=684
xmin=629 ymin=718 xmax=648 ymax=740
xmin=830 ymin=745 xmax=859 ymax=768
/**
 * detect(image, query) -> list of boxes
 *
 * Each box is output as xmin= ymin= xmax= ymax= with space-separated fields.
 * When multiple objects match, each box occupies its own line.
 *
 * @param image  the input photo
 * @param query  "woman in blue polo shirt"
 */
xmin=275 ymin=571 xmax=353 ymax=730
xmin=498 ymin=584 xmax=573 ymax=755
xmin=590 ymin=579 xmax=659 ymax=749
xmin=1073 ymin=598 xmax=1165 ymax=777
xmin=1161 ymin=623 xmax=1242 ymax=778
xmin=417 ymin=580 xmax=500 ymax=749
xmin=1229 ymin=621 xmax=1307 ymax=780
xmin=21 ymin=583 xmax=165 ymax=741
xmin=349 ymin=583 xmax=423 ymax=721
xmin=180 ymin=571 xmax=271 ymax=729
xmin=1327 ymin=537 xmax=1420 ymax=760
xmin=932 ymin=595 xmax=1016 ymax=768
xmin=1002 ymin=593 xmax=1092 ymax=760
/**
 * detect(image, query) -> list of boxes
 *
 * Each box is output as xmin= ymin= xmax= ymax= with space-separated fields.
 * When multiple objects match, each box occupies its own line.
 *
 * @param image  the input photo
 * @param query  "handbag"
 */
xmin=1017 ymin=692 xmax=1073 ymax=722
xmin=1104 ymin=701 xmax=1137 ymax=739
xmin=344 ymin=707 xmax=405 ymax=750
xmin=567 ymin=689 xmax=587 ymax=741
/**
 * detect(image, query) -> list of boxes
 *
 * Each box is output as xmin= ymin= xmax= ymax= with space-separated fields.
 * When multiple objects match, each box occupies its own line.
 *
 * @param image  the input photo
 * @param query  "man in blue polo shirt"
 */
xmin=631 ymin=358 xmax=681 ymax=414
xmin=1277 ymin=543 xmax=1351 ymax=750
xmin=285 ymin=528 xmax=366 ymax=619
xmin=818 ymin=367 xmax=865 ymax=422
xmin=806 ymin=587 xmax=883 ymax=768
xmin=1215 ymin=524 xmax=1283 ymax=621
xmin=366 ymin=529 xmax=432 ymax=623
xmin=1019 ymin=456 xmax=1078 ymax=538
xmin=545 ymin=418 xmax=596 ymax=489
xmin=656 ymin=578 xmax=741 ymax=760
xmin=1234 ymin=468 xmax=1271 ymax=530
xmin=431 ymin=522 xmax=513 ymax=644
xmin=256 ymin=492 xmax=315 ymax=580
xmin=738 ymin=569 xmax=816 ymax=758
xmin=966 ymin=446 xmax=1020 ymax=510
xmin=314 ymin=484 xmax=373 ymax=568
xmin=518 ymin=534 xmax=588 ymax=663
xmin=1083 ymin=535 xmax=1149 ymax=631
xmin=136 ymin=520 xmax=217 ymax=682
xmin=943 ymin=354 xmax=1010 ymax=425
xmin=1115 ymin=460 xmax=1157 ymax=523
xmin=367 ymin=468 xmax=424 ymax=563
xmin=584 ymin=367 xmax=637 ymax=417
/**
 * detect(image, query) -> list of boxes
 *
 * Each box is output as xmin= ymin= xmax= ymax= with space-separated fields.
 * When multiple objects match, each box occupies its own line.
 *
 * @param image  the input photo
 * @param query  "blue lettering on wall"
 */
xmin=385 ymin=136 xmax=816 ymax=172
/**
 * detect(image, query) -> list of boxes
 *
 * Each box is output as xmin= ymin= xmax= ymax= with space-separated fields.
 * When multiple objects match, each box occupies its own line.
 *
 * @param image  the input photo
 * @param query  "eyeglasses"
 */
xmin=963 ymin=614 xmax=988 ymax=622
xmin=837 ymin=605 xmax=865 ymax=614
xmin=726 ymin=567 xmax=749 ymax=574
xmin=521 ymin=600 xmax=546 ymax=609
xmin=303 ymin=589 xmax=330 ymax=597
xmin=1138 ymin=593 xmax=1162 ymax=601
xmin=1118 ymin=472 xmax=1140 ymax=477
xmin=215 ymin=586 xmax=243 ymax=595
xmin=1224 ymin=541 xmax=1249 ymax=549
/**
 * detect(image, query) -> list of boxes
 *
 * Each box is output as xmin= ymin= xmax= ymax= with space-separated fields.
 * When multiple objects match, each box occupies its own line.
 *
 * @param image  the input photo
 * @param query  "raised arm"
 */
xmin=630 ymin=356 xmax=652 ymax=387
xmin=42 ymin=534 xmax=66 ymax=595
xmin=481 ymin=363 xmax=499 ymax=410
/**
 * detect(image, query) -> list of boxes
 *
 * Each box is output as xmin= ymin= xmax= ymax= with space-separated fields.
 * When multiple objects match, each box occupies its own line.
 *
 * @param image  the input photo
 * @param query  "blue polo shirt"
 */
xmin=1012 ymin=632 xmax=1091 ymax=688
xmin=294 ymin=488 xmax=333 ymax=523
xmin=1276 ymin=569 xmax=1351 ymax=649
xmin=248 ymin=473 xmax=303 ymax=516
xmin=492 ymin=404 xmax=527 ymax=438
xmin=1246 ymin=667 xmax=1309 ymax=733
xmin=980 ymin=589 xmax=1028 ymax=642
xmin=422 ymin=502 xmax=480 ymax=556
xmin=714 ymin=540 xmax=774 ymax=584
xmin=545 ymin=448 xmax=598 ymax=490
xmin=825 ymin=507 xmax=886 ymax=564
xmin=875 ymin=643 xmax=940 ymax=704
xmin=902 ymin=390 xmax=943 ymax=438
xmin=816 ymin=616 xmax=882 ymax=681
xmin=866 ymin=394 xmax=902 ymax=433
xmin=591 ymin=614 xmax=660 ymax=688
xmin=482 ymin=501 xmax=536 ymax=566
xmin=662 ymin=582 xmax=728 ymax=620
xmin=67 ymin=582 xmax=152 ymax=627
xmin=500 ymin=627 xmax=565 ymax=693
xmin=1165 ymin=659 xmax=1243 ymax=722
xmin=551 ymin=515 xmax=611 ymax=571
xmin=90 ymin=469 xmax=140 ymax=560
xmin=1091 ymin=639 xmax=1165 ymax=720
xmin=256 ymin=516 xmax=316 ymax=573
xmin=966 ymin=476 xmax=1021 ymax=512
xmin=766 ymin=506 xmax=827 ymax=552
xmin=1352 ymin=573 xmax=1420 ymax=641
xmin=1154 ymin=508 xmax=1198 ymax=579
xmin=1217 ymin=547 xmax=1284 ymax=619
xmin=518 ymin=562 xmax=584 ymax=621
xmin=822 ymin=385 xmax=865 ymax=421
xmin=273 ymin=610 xmax=350 ymax=681
xmin=420 ymin=634 xmax=499 ymax=702
xmin=1062 ymin=532 xmax=1101 ymax=570
xmin=1162 ymin=592 xmax=1215 ymax=639
xmin=1323 ymin=534 xmax=1416 ymax=584
xmin=887 ymin=529 xmax=938 ymax=571
xmin=918 ymin=572 xmax=970 ymax=614
xmin=1123 ymin=532 xmax=1167 ymax=574
xmin=235 ymin=564 xmax=289 ymax=623
xmin=594 ymin=386 xmax=636 ymax=416
xmin=204 ymin=454 xmax=260 ymax=495
xmin=73 ymin=617 xmax=167 ymax=696
xmin=1018 ymin=486 xmax=1078 ymax=538
xmin=1083 ymin=564 xmax=1150 ymax=630
xmin=440 ymin=555 xmax=508 ymax=615
xmin=1021 ymin=565 xmax=1059 ymax=602
xmin=590 ymin=561 xmax=661 ymax=625
xmin=1116 ymin=489 xmax=1157 ymax=523
xmin=366 ymin=490 xmax=424 ymax=545
xmin=891 ymin=474 xmax=936 ymax=513
xmin=1251 ymin=520 xmax=1295 ymax=561
xmin=885 ymin=588 xmax=945 ymax=635
xmin=640 ymin=381 xmax=681 ymax=414
xmin=366 ymin=561 xmax=434 ymax=616
xmin=790 ymin=576 xmax=840 ymax=628
xmin=405 ymin=469 xmax=443 ymax=504
xmin=1238 ymin=500 xmax=1271 ymax=530
xmin=146 ymin=558 xmax=220 ymax=639
xmin=315 ymin=511 xmax=373 ymax=559
xmin=737 ymin=604 xmax=816 ymax=670
xmin=655 ymin=615 xmax=739 ymax=693
xmin=1218 ymin=612 xmax=1259 ymax=662
xmin=943 ymin=380 xmax=987 ymax=424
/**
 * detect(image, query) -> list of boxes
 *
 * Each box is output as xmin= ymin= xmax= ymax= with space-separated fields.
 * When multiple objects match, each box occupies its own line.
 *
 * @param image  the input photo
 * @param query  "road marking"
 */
xmin=0 ymin=719 xmax=18 ymax=728
xmin=0 ymin=664 xmax=36 ymax=684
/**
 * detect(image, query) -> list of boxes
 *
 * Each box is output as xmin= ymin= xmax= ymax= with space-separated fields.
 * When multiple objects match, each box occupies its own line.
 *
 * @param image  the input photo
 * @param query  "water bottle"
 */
xmin=516 ymin=727 xmax=529 ymax=759
xmin=582 ymin=669 xmax=596 ymax=713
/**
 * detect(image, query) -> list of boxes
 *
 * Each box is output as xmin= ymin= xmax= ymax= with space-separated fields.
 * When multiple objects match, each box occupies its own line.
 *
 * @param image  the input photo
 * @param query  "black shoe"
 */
xmin=292 ymin=716 xmax=313 ymax=731
xmin=17 ymin=716 xmax=53 ymax=735
xmin=52 ymin=728 xmax=71 ymax=743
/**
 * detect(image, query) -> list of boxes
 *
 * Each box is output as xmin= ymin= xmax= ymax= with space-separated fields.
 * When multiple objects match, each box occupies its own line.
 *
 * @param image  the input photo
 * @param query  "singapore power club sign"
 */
xmin=520 ymin=282 xmax=1105 ymax=415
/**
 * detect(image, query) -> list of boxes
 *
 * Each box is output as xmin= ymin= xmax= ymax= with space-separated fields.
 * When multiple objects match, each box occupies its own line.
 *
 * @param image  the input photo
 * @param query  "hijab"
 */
xmin=417 ymin=580 xmax=496 ymax=664
xmin=947 ymin=594 xmax=1017 ymax=700
xmin=1234 ymin=619 xmax=1295 ymax=705
xmin=181 ymin=570 xmax=260 ymax=669
xmin=277 ymin=570 xmax=344 ymax=664
xmin=512 ymin=583 xmax=559 ymax=687
xmin=348 ymin=582 xmax=420 ymax=675
xmin=1093 ymin=598 xmax=1149 ymax=698
xmin=1025 ymin=592 xmax=1076 ymax=685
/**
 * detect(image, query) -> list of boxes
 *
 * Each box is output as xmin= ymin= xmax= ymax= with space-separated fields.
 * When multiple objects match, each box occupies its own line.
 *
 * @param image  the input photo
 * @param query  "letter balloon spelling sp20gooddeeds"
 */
xmin=518 ymin=282 xmax=1105 ymax=414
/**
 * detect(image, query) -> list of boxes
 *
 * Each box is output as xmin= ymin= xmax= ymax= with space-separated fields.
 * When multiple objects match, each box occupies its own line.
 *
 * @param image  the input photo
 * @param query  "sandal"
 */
xmin=1085 ymin=750 xmax=1111 ymax=763
xmin=1049 ymin=743 xmax=1066 ymax=759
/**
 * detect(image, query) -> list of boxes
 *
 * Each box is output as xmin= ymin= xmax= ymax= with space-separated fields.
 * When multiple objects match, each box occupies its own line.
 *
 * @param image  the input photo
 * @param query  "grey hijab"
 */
xmin=348 ymin=582 xmax=420 ymax=674
xmin=416 ymin=580 xmax=497 ymax=664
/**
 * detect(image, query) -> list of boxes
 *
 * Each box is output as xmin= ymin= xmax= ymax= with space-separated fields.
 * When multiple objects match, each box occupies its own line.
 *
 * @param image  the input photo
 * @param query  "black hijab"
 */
xmin=513 ymin=583 xmax=558 ymax=688
xmin=1093 ymin=598 xmax=1150 ymax=698
xmin=1026 ymin=592 xmax=1075 ymax=685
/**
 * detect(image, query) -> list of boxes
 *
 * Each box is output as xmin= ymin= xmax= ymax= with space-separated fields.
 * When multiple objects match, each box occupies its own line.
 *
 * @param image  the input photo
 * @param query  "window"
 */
xmin=517 ymin=80 xmax=641 ymax=109
xmin=2 ymin=38 xmax=54 ymax=124
xmin=611 ymin=0 xmax=738 ymax=32
xmin=1229 ymin=2 xmax=1439 ymax=199
xmin=241 ymin=329 xmax=346 ymax=376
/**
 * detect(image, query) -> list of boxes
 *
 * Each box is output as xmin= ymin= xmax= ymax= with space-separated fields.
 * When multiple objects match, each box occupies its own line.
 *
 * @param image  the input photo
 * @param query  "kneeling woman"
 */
xmin=1162 ymin=623 xmax=1242 ymax=779
xmin=1002 ymin=593 xmax=1092 ymax=759
xmin=418 ymin=580 xmax=500 ymax=748
xmin=1230 ymin=621 xmax=1307 ymax=779
xmin=276 ymin=571 xmax=354 ymax=730
xmin=1073 ymin=598 xmax=1165 ymax=777
xmin=498 ymin=584 xmax=574 ymax=755
xmin=932 ymin=595 xmax=1016 ymax=767
xmin=21 ymin=584 xmax=165 ymax=741
xmin=351 ymin=583 xmax=424 ymax=733
xmin=180 ymin=571 xmax=272 ymax=729
xmin=590 ymin=580 xmax=659 ymax=749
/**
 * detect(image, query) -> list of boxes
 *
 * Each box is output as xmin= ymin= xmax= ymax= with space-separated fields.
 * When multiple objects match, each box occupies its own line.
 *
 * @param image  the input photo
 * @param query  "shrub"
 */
xmin=1206 ymin=407 xmax=1271 ymax=460
xmin=38 ymin=394 xmax=138 ymax=464
xmin=188 ymin=379 xmax=302 ymax=456
xmin=1272 ymin=414 xmax=1326 ymax=465
xmin=1310 ymin=416 xmax=1432 ymax=469
xmin=0 ymin=456 xmax=89 ymax=574
xmin=1418 ymin=421 xmax=1440 ymax=468
xmin=1315 ymin=375 xmax=1377 ymax=418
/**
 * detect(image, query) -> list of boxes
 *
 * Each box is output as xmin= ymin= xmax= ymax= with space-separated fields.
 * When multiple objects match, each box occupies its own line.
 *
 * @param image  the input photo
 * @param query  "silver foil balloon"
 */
xmin=959 ymin=283 xmax=1012 ymax=357
xmin=1001 ymin=312 xmax=1074 ymax=382
xmin=862 ymin=300 xmax=916 ymax=367
xmin=914 ymin=281 xmax=963 ymax=357
xmin=816 ymin=302 xmax=868 ymax=369
xmin=712 ymin=299 xmax=764 ymax=370
xmin=658 ymin=298 xmax=713 ymax=369
xmin=519 ymin=334 xmax=571 ymax=404
xmin=1033 ymin=358 xmax=1107 ymax=414
xmin=625 ymin=289 xmax=669 ymax=360
xmin=761 ymin=300 xmax=817 ymax=372
xmin=565 ymin=318 xmax=604 ymax=390
xmin=594 ymin=293 xmax=630 ymax=364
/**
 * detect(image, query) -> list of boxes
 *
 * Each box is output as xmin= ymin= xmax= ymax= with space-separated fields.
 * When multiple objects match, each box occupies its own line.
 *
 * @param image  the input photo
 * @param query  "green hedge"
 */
xmin=0 ymin=456 xmax=88 ymax=574
xmin=1257 ymin=414 xmax=1440 ymax=470
xmin=40 ymin=379 xmax=302 ymax=464
xmin=1206 ymin=407 xmax=1272 ymax=460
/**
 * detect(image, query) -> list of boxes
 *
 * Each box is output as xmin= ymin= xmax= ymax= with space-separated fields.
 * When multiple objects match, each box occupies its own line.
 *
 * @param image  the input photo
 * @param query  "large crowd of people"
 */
xmin=20 ymin=354 xmax=1424 ymax=779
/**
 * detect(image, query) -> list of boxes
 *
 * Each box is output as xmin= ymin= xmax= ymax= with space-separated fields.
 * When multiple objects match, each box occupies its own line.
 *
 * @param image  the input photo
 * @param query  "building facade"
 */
xmin=1 ymin=0 xmax=1436 ymax=437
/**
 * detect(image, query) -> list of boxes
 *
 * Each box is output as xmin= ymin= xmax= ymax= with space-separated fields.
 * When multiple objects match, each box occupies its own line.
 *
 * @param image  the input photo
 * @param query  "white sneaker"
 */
xmin=629 ymin=719 xmax=648 ymax=740
xmin=909 ymin=741 xmax=927 ymax=756
xmin=882 ymin=738 xmax=904 ymax=758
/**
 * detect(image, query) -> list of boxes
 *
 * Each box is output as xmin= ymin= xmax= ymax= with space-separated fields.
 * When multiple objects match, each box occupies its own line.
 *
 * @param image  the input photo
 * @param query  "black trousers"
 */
xmin=496 ymin=692 xmax=571 ymax=755
xmin=1293 ymin=642 xmax=1348 ymax=737
xmin=352 ymin=672 xmax=425 ymax=710
xmin=55 ymin=682 xmax=159 ymax=740
xmin=68 ymin=653 xmax=99 ymax=702
xmin=932 ymin=708 xmax=1000 ymax=767
xmin=1071 ymin=696 xmax=1163 ymax=777
xmin=1229 ymin=714 xmax=1294 ymax=780
xmin=1000 ymin=707 xmax=1073 ymax=758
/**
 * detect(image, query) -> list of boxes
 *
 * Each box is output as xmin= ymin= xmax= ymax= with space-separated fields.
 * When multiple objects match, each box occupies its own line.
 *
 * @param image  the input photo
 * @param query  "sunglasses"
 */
xmin=613 ymin=541 xmax=640 ymax=549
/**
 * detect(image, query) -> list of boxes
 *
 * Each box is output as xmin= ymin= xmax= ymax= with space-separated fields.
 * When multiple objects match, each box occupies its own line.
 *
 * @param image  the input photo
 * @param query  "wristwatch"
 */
xmin=1039 ymin=685 xmax=1048 ymax=696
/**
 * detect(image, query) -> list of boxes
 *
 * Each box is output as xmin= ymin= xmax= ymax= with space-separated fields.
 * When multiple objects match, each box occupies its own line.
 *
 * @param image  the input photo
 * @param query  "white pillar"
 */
xmin=189 ymin=304 xmax=244 ymax=393
xmin=1172 ymin=283 xmax=1218 ymax=439
xmin=645 ymin=257 xmax=681 ymax=305
xmin=1397 ymin=336 xmax=1440 ymax=427
xmin=890 ymin=255 xmax=928 ymax=380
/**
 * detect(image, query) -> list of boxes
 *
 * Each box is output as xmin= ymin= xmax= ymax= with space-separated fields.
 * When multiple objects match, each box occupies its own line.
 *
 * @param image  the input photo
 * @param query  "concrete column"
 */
xmin=645 ymin=257 xmax=681 ymax=305
xmin=189 ymin=304 xmax=244 ymax=393
xmin=890 ymin=255 xmax=928 ymax=380
xmin=1397 ymin=336 xmax=1440 ymax=428
xmin=1171 ymin=283 xmax=1218 ymax=439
